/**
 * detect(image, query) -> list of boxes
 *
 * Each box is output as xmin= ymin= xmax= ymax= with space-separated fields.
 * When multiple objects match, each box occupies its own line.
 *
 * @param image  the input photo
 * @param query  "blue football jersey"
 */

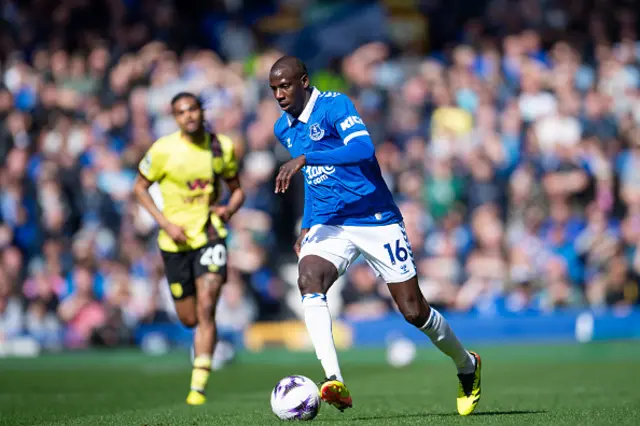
xmin=274 ymin=88 xmax=402 ymax=228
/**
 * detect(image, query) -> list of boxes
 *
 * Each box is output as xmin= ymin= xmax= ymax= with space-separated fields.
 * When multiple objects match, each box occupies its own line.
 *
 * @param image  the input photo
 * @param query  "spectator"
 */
xmin=25 ymin=297 xmax=63 ymax=351
xmin=57 ymin=265 xmax=106 ymax=348
xmin=0 ymin=0 xmax=637 ymax=353
xmin=216 ymin=279 xmax=258 ymax=333
xmin=456 ymin=206 xmax=508 ymax=312
xmin=0 ymin=267 xmax=23 ymax=342
xmin=341 ymin=262 xmax=393 ymax=321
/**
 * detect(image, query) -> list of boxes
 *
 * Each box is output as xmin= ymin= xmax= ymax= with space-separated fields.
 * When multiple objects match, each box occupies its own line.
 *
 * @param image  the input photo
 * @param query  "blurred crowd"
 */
xmin=1 ymin=0 xmax=640 ymax=351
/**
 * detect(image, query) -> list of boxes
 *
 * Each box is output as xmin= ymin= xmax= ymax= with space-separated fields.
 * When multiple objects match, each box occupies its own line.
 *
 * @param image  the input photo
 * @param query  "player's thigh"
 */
xmin=193 ymin=239 xmax=227 ymax=316
xmin=298 ymin=224 xmax=359 ymax=292
xmin=193 ymin=273 xmax=224 ymax=321
xmin=348 ymin=222 xmax=417 ymax=284
xmin=160 ymin=250 xmax=197 ymax=327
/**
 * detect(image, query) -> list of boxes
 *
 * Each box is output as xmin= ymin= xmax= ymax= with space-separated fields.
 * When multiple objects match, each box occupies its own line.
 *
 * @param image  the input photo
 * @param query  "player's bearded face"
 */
xmin=173 ymin=98 xmax=204 ymax=135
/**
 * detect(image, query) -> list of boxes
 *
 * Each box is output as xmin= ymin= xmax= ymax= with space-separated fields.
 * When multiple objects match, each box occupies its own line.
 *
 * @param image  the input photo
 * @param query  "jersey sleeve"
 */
xmin=305 ymin=94 xmax=374 ymax=166
xmin=138 ymin=139 xmax=168 ymax=182
xmin=327 ymin=95 xmax=371 ymax=145
xmin=218 ymin=134 xmax=239 ymax=179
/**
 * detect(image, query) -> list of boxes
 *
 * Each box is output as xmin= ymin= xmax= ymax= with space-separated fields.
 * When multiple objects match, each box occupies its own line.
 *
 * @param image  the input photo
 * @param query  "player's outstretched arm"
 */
xmin=273 ymin=135 xmax=375 ymax=193
xmin=133 ymin=174 xmax=187 ymax=244
xmin=213 ymin=176 xmax=245 ymax=222
xmin=212 ymin=134 xmax=245 ymax=221
xmin=305 ymin=138 xmax=374 ymax=166
xmin=274 ymin=131 xmax=374 ymax=192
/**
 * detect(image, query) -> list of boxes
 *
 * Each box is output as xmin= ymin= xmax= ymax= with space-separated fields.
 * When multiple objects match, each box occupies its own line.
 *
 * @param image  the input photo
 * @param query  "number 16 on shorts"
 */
xmin=373 ymin=226 xmax=415 ymax=282
xmin=383 ymin=239 xmax=409 ymax=265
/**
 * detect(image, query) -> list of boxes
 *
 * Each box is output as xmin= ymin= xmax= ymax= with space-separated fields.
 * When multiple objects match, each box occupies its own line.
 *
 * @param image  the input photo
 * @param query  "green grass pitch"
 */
xmin=1 ymin=341 xmax=639 ymax=425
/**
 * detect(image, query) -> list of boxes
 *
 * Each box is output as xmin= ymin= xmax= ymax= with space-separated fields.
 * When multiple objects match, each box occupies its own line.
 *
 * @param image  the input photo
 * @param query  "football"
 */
xmin=270 ymin=375 xmax=321 ymax=420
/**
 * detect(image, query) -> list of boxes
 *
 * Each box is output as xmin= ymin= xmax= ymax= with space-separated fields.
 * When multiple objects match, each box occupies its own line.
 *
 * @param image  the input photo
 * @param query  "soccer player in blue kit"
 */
xmin=270 ymin=56 xmax=482 ymax=416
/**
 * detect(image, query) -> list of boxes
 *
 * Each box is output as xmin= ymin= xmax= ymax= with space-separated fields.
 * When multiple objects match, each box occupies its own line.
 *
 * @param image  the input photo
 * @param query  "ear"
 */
xmin=301 ymin=74 xmax=310 ymax=89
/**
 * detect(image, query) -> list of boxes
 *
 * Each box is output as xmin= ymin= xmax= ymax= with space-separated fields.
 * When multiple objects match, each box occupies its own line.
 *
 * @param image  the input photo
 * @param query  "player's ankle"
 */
xmin=457 ymin=352 xmax=476 ymax=375
xmin=325 ymin=373 xmax=344 ymax=383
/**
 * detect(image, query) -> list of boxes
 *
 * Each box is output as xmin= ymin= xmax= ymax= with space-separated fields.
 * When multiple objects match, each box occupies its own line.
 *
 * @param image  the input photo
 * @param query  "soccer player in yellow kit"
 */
xmin=134 ymin=92 xmax=245 ymax=405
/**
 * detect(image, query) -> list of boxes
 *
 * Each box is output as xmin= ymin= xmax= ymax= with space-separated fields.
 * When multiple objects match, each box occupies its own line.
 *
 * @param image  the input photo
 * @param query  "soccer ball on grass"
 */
xmin=270 ymin=375 xmax=321 ymax=420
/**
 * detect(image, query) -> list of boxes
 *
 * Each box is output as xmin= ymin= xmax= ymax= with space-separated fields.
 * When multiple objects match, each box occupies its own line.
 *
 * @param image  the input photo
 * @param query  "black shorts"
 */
xmin=161 ymin=239 xmax=227 ymax=300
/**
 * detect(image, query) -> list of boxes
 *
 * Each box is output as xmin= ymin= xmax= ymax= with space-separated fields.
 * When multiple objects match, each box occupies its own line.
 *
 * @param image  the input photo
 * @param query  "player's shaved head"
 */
xmin=270 ymin=56 xmax=308 ymax=79
xmin=269 ymin=56 xmax=311 ymax=117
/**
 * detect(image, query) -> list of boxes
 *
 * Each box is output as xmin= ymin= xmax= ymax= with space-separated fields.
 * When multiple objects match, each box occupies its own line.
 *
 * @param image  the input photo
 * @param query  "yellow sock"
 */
xmin=190 ymin=355 xmax=212 ymax=394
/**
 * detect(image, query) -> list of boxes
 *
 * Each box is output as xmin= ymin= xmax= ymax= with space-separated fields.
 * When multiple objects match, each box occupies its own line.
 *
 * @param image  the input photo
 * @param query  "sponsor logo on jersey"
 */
xmin=304 ymin=165 xmax=335 ymax=185
xmin=339 ymin=116 xmax=364 ymax=131
xmin=186 ymin=178 xmax=212 ymax=190
xmin=309 ymin=123 xmax=325 ymax=141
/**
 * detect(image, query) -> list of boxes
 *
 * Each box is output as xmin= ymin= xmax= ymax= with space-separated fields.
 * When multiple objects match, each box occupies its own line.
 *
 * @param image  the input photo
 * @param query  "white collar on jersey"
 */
xmin=287 ymin=87 xmax=320 ymax=126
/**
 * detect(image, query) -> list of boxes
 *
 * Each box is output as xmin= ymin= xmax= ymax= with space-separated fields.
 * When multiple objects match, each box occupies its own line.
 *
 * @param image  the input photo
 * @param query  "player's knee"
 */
xmin=298 ymin=269 xmax=324 ymax=295
xmin=196 ymin=298 xmax=215 ymax=323
xmin=298 ymin=265 xmax=328 ymax=295
xmin=398 ymin=298 xmax=429 ymax=328
xmin=179 ymin=312 xmax=198 ymax=329
xmin=401 ymin=307 xmax=424 ymax=327
xmin=388 ymin=277 xmax=431 ymax=327
xmin=298 ymin=256 xmax=337 ymax=295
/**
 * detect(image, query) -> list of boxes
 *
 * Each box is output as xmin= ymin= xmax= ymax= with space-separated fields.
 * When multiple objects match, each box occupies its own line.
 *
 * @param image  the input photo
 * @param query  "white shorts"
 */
xmin=299 ymin=222 xmax=417 ymax=283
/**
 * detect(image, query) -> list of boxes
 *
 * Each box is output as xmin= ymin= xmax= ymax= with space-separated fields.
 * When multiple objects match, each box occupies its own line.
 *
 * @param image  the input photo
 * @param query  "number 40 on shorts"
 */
xmin=383 ymin=239 xmax=409 ymax=265
xmin=199 ymin=244 xmax=227 ymax=267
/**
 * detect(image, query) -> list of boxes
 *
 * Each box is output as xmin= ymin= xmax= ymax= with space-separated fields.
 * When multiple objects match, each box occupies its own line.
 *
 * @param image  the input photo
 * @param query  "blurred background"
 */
xmin=0 ymin=0 xmax=639 ymax=363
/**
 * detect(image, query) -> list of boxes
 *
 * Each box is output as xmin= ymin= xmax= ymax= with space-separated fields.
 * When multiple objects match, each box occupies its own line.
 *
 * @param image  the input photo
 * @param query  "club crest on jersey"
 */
xmin=309 ymin=123 xmax=324 ymax=141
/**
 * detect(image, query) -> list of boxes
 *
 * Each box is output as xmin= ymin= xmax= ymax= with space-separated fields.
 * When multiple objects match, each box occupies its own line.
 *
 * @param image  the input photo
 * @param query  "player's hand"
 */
xmin=163 ymin=222 xmax=188 ymax=244
xmin=212 ymin=205 xmax=232 ymax=222
xmin=275 ymin=155 xmax=306 ymax=194
xmin=294 ymin=228 xmax=310 ymax=257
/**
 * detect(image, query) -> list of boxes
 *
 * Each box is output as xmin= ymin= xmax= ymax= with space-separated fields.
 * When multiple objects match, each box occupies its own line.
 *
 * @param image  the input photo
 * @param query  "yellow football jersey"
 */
xmin=138 ymin=131 xmax=238 ymax=253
